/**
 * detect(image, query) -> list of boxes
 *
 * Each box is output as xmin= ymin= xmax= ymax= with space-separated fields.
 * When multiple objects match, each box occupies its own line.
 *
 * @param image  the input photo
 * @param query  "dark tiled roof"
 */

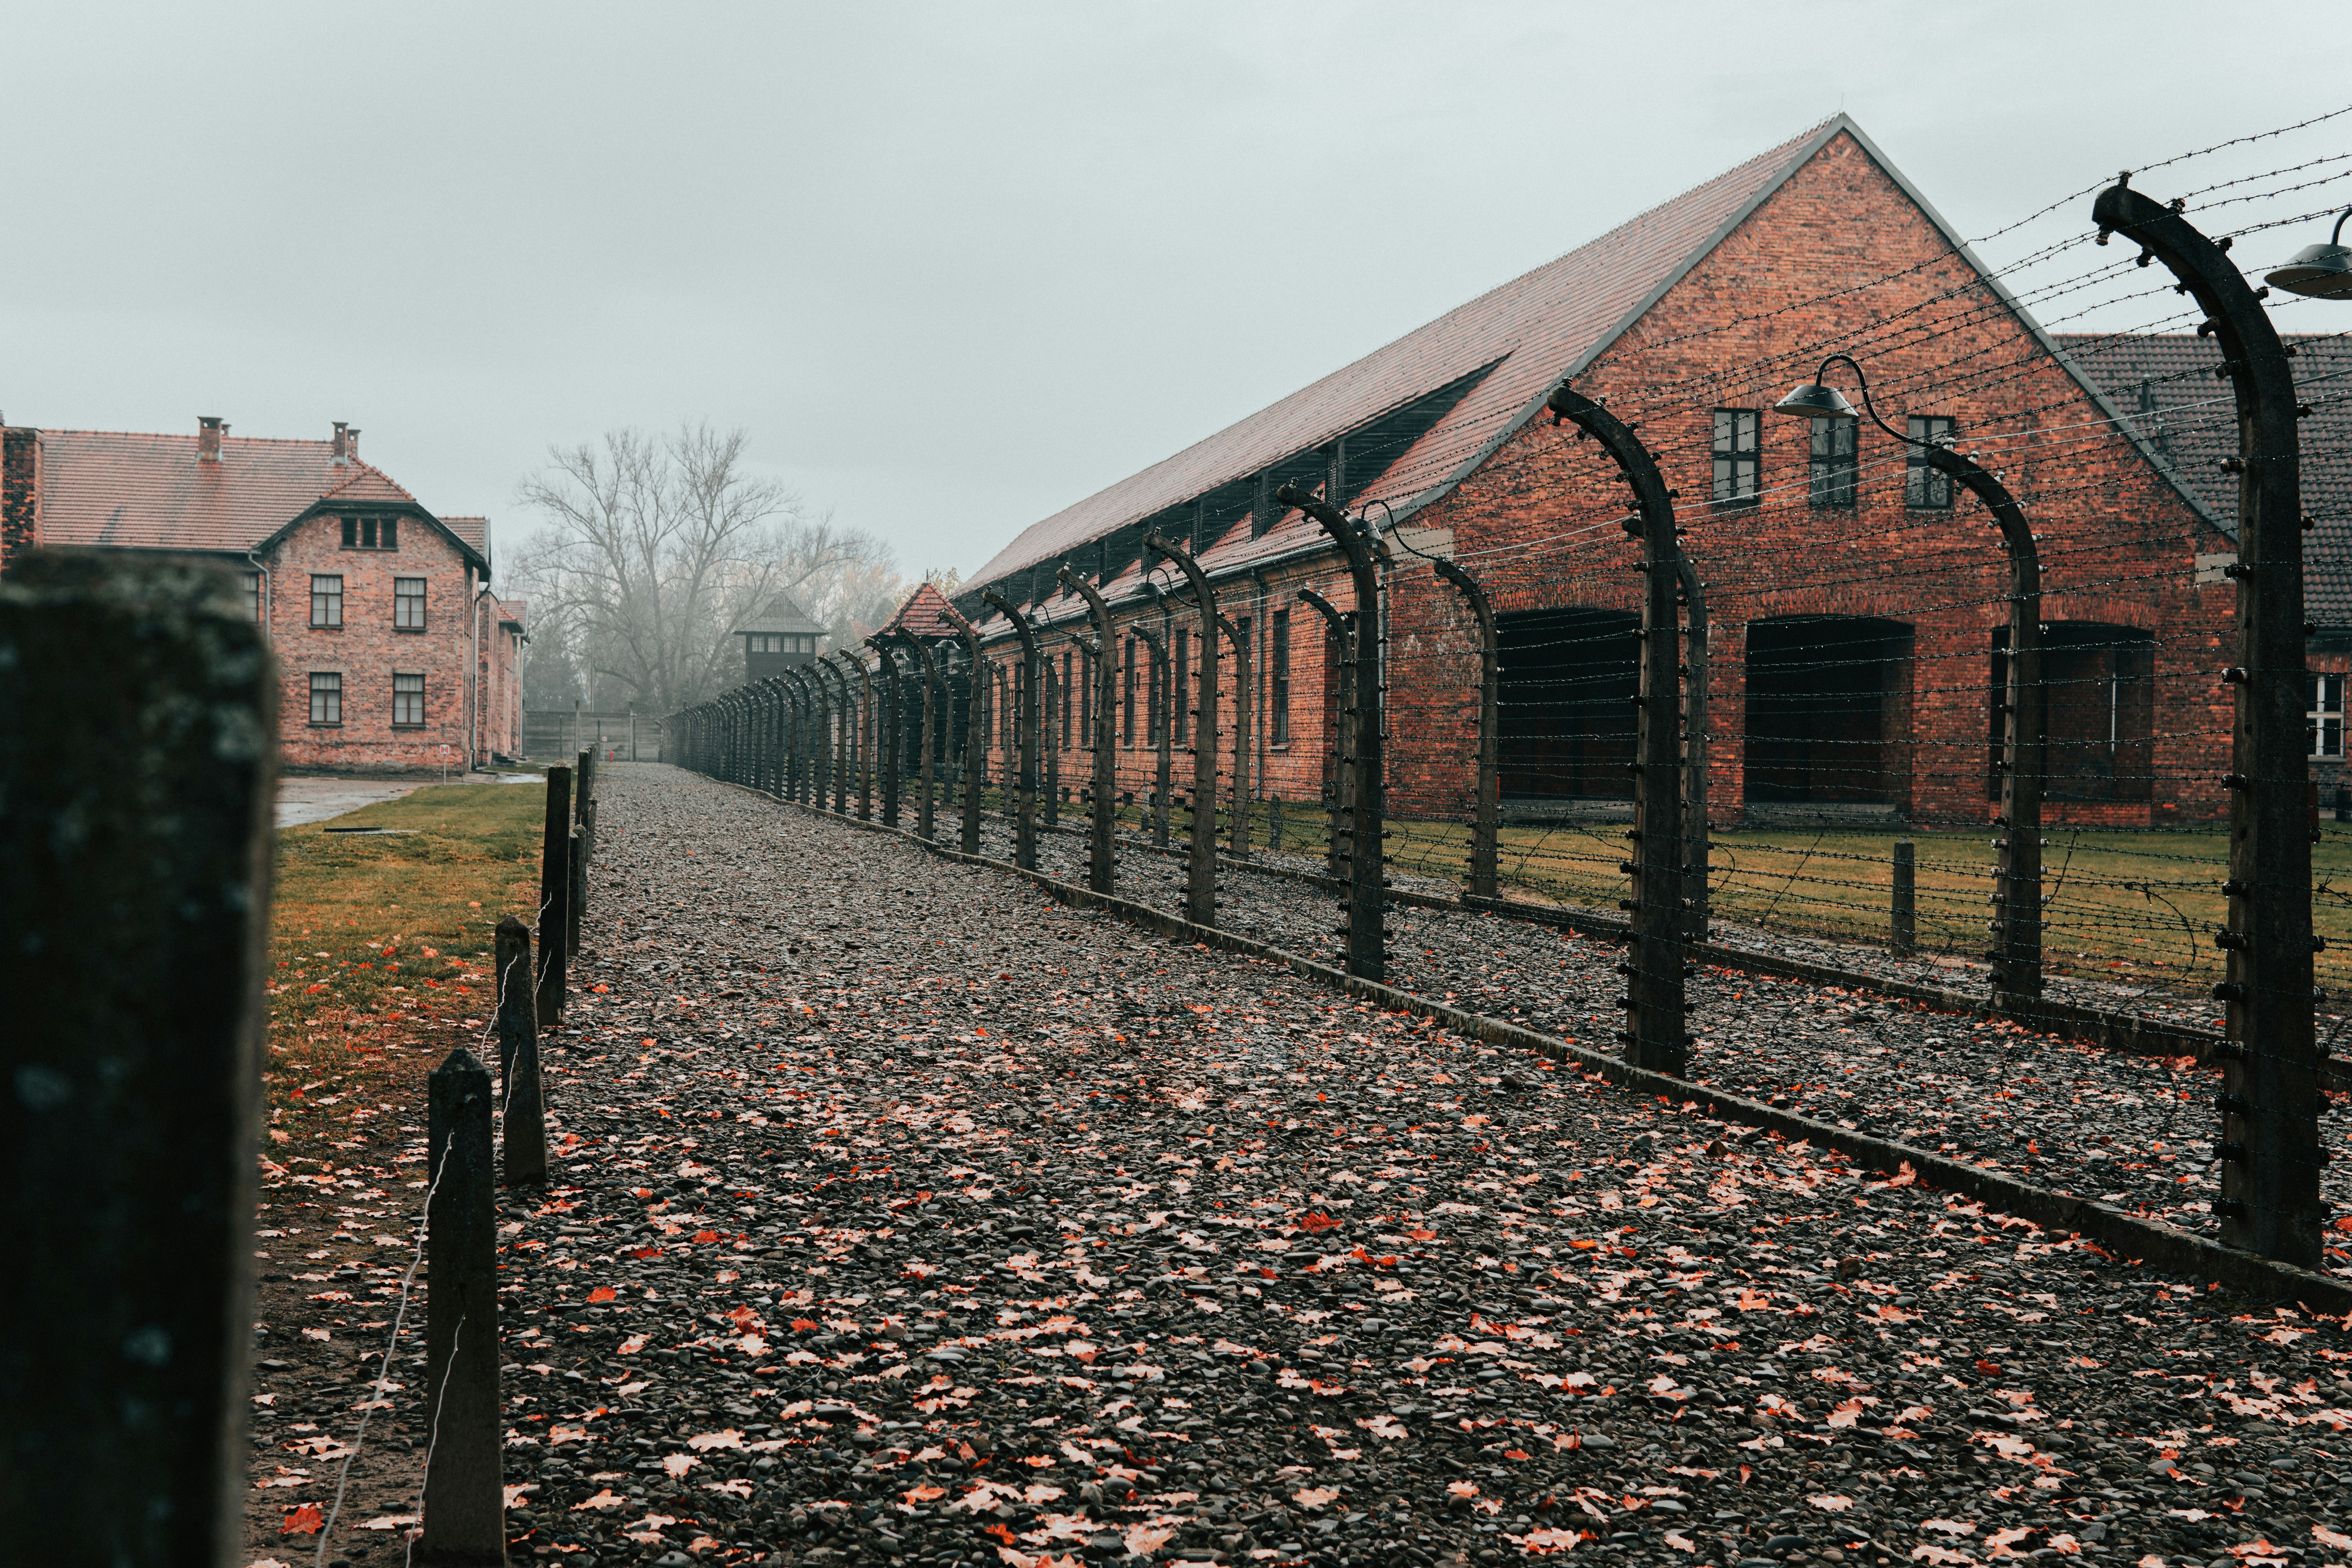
xmin=2056 ymin=332 xmax=2352 ymax=626
xmin=443 ymin=514 xmax=492 ymax=559
xmin=31 ymin=426 xmax=492 ymax=577
xmin=882 ymin=581 xmax=971 ymax=640
xmin=963 ymin=117 xmax=1846 ymax=599
xmin=37 ymin=430 xmax=413 ymax=555
xmin=733 ymin=590 xmax=825 ymax=637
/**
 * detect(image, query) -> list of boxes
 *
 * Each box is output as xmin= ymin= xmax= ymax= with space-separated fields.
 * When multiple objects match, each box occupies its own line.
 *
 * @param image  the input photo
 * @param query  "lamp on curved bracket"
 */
xmin=2266 ymin=206 xmax=2352 ymax=300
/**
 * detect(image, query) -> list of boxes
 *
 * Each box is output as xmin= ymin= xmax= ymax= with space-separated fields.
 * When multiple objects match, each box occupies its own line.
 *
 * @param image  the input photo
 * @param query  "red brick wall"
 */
xmin=476 ymin=597 xmax=524 ymax=761
xmin=962 ymin=131 xmax=2240 ymax=834
xmin=1387 ymin=131 xmax=2234 ymax=828
xmin=267 ymin=513 xmax=479 ymax=770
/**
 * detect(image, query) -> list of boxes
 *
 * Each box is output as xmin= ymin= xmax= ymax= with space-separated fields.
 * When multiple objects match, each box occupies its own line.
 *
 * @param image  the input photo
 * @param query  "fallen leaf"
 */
xmin=572 ymin=1490 xmax=629 ymax=1511
xmin=663 ymin=1454 xmax=700 ymax=1477
xmin=1294 ymin=1487 xmax=1341 ymax=1508
xmin=1448 ymin=1481 xmax=1479 ymax=1498
xmin=686 ymin=1430 xmax=744 ymax=1451
xmin=1663 ymin=1532 xmax=1696 ymax=1554
xmin=1125 ymin=1524 xmax=1175 ymax=1555
xmin=1356 ymin=1415 xmax=1408 ymax=1440
xmin=1808 ymin=1494 xmax=1852 ymax=1511
xmin=1921 ymin=1521 xmax=1978 ymax=1537
xmin=1914 ymin=1547 xmax=1976 ymax=1565
xmin=904 ymin=1484 xmax=948 ymax=1504
xmin=279 ymin=1504 xmax=325 ymax=1536
xmin=2319 ymin=1524 xmax=2352 ymax=1550
xmin=587 ymin=1287 xmax=617 ymax=1304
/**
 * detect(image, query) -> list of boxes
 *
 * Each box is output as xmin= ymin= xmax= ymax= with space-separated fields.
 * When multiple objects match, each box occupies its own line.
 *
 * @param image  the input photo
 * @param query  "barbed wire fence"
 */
xmin=671 ymin=134 xmax=2349 ymax=1273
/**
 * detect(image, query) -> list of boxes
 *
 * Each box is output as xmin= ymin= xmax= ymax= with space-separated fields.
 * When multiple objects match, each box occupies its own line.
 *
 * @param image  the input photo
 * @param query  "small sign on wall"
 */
xmin=2195 ymin=552 xmax=2237 ymax=586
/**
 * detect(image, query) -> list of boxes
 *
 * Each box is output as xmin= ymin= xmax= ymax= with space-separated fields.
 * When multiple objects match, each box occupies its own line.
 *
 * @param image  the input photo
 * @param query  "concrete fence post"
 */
xmin=1893 ymin=839 xmax=1917 ymax=957
xmin=536 ymin=765 xmax=571 ymax=1025
xmin=0 ymin=552 xmax=276 ymax=1568
xmin=420 ymin=1047 xmax=506 ymax=1564
xmin=496 ymin=915 xmax=547 ymax=1186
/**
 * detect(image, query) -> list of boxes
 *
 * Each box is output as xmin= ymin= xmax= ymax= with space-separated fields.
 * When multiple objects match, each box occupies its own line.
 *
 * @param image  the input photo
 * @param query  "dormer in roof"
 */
xmin=735 ymin=590 xmax=825 ymax=681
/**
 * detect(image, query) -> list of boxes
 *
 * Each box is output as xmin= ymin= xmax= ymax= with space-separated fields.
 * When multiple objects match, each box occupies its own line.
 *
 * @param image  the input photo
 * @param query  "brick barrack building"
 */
xmin=938 ymin=114 xmax=2352 ymax=830
xmin=0 ymin=416 xmax=525 ymax=770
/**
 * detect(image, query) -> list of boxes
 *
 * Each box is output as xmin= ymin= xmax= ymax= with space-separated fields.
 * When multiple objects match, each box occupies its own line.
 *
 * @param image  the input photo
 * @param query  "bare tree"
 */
xmin=511 ymin=424 xmax=897 ymax=711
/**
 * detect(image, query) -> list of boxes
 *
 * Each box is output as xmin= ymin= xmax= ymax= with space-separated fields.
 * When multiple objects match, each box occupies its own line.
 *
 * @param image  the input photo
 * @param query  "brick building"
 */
xmin=0 ymin=416 xmax=524 ymax=770
xmin=944 ymin=114 xmax=2311 ymax=831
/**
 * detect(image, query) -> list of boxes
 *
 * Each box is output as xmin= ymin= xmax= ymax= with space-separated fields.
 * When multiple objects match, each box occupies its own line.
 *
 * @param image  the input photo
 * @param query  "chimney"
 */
xmin=331 ymin=421 xmax=350 ymax=463
xmin=197 ymin=416 xmax=227 ymax=464
xmin=345 ymin=426 xmax=361 ymax=463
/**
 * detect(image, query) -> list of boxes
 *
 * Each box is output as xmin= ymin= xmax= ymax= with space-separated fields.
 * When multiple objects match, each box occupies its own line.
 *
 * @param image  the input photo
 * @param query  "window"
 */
xmin=392 ymin=673 xmax=425 ymax=728
xmin=1808 ymin=417 xmax=1857 ymax=508
xmin=309 ymin=671 xmax=342 ymax=725
xmin=1905 ymin=416 xmax=1957 ymax=508
xmin=339 ymin=515 xmax=399 ymax=550
xmin=310 ymin=574 xmax=343 ymax=628
xmin=2313 ymin=673 xmax=2345 ymax=759
xmin=1271 ymin=608 xmax=1292 ymax=745
xmin=1122 ymin=638 xmax=1136 ymax=746
xmin=242 ymin=571 xmax=262 ymax=622
xmin=1711 ymin=409 xmax=1760 ymax=508
xmin=394 ymin=577 xmax=426 ymax=630
xmin=748 ymin=633 xmax=789 ymax=654
xmin=1174 ymin=628 xmax=1191 ymax=745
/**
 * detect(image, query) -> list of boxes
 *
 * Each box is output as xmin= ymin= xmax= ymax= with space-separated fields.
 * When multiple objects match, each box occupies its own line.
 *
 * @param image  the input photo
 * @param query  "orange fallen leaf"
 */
xmin=587 ymin=1286 xmax=617 ymax=1304
xmin=693 ymin=1229 xmax=722 ymax=1243
xmin=1298 ymin=1212 xmax=1340 ymax=1233
xmin=280 ymin=1503 xmax=325 ymax=1536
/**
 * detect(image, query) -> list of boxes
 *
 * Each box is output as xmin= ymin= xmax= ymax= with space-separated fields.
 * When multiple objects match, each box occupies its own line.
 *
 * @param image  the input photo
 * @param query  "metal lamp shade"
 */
xmin=1771 ymin=381 xmax=1858 ymax=419
xmin=2266 ymin=243 xmax=2352 ymax=300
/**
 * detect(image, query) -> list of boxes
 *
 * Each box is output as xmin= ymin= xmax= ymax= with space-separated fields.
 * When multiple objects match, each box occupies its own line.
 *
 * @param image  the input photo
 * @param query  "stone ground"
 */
xmin=947 ymin=808 xmax=2351 ymax=1249
xmin=255 ymin=765 xmax=2352 ymax=1568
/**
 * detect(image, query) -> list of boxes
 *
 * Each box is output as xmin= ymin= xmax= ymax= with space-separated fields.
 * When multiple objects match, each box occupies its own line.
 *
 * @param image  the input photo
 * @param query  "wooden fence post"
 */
xmin=0 ymin=553 xmax=275 ymax=1567
xmin=536 ymin=765 xmax=571 ymax=1025
xmin=420 ymin=1047 xmax=506 ymax=1563
xmin=496 ymin=915 xmax=547 ymax=1186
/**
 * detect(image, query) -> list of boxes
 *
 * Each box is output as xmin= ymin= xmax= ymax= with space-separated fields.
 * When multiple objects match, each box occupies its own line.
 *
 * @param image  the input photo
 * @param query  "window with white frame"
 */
xmin=2312 ymin=672 xmax=2345 ymax=759
xmin=394 ymin=577 xmax=426 ymax=630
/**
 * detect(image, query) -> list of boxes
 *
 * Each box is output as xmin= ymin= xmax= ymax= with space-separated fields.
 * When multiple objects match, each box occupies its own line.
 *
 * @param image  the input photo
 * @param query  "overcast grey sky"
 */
xmin=6 ymin=3 xmax=2350 ymax=580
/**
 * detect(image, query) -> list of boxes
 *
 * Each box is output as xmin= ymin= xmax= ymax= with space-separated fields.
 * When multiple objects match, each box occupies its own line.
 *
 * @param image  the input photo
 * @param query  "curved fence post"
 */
xmin=957 ymin=627 xmax=987 ymax=853
xmin=901 ymin=631 xmax=945 ymax=841
xmin=1276 ymin=487 xmax=1385 ymax=981
xmin=871 ymin=638 xmax=904 ymax=828
xmin=1132 ymin=622 xmax=1173 ymax=848
xmin=2096 ymin=177 xmax=2316 ymax=1263
xmin=1142 ymin=534 xmax=1221 ymax=927
xmin=1678 ymin=560 xmax=1711 ymax=942
xmin=1060 ymin=566 xmax=1122 ymax=893
xmin=1544 ymin=387 xmax=1688 ymax=1075
xmin=855 ymin=653 xmax=876 ymax=821
xmin=980 ymin=590 xmax=1044 ymax=870
xmin=1297 ymin=587 xmax=1354 ymax=879
xmin=1432 ymin=557 xmax=1500 ymax=900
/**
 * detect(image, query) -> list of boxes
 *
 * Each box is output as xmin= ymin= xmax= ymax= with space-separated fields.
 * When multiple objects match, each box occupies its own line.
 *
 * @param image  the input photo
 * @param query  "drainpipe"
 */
xmin=244 ymin=547 xmax=271 ymax=644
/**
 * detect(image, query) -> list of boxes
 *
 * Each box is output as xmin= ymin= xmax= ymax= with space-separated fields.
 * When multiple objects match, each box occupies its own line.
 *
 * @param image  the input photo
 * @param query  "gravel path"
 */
xmin=944 ymin=811 xmax=2350 ymax=1249
xmin=439 ymin=765 xmax=2352 ymax=1568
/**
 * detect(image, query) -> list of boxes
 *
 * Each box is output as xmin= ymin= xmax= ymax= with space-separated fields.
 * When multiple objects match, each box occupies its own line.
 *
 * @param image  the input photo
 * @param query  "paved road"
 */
xmin=273 ymin=771 xmax=544 ymax=828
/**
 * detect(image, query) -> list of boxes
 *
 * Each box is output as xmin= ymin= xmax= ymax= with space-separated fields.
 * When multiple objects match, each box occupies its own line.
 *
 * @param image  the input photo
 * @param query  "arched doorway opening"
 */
xmin=1744 ymin=615 xmax=1913 ymax=808
xmin=1497 ymin=606 xmax=1639 ymax=811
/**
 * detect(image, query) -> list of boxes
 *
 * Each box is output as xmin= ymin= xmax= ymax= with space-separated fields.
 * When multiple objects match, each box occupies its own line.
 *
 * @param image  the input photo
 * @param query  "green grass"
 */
xmin=873 ymin=780 xmax=2352 ymax=995
xmin=263 ymin=783 xmax=551 ymax=1152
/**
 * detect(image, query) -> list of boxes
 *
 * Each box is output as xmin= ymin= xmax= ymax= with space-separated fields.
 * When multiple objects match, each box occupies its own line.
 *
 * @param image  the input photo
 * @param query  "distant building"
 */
xmin=0 ymin=415 xmax=522 ymax=770
xmin=734 ymin=591 xmax=825 ymax=681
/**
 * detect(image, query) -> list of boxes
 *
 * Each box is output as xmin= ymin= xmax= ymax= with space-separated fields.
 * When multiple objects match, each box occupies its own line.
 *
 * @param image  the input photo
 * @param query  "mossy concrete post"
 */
xmin=420 ymin=1047 xmax=505 ymax=1564
xmin=535 ymin=765 xmax=571 ymax=1025
xmin=566 ymin=827 xmax=584 ymax=957
xmin=495 ymin=916 xmax=547 ymax=1186
xmin=0 ymin=551 xmax=276 ymax=1567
